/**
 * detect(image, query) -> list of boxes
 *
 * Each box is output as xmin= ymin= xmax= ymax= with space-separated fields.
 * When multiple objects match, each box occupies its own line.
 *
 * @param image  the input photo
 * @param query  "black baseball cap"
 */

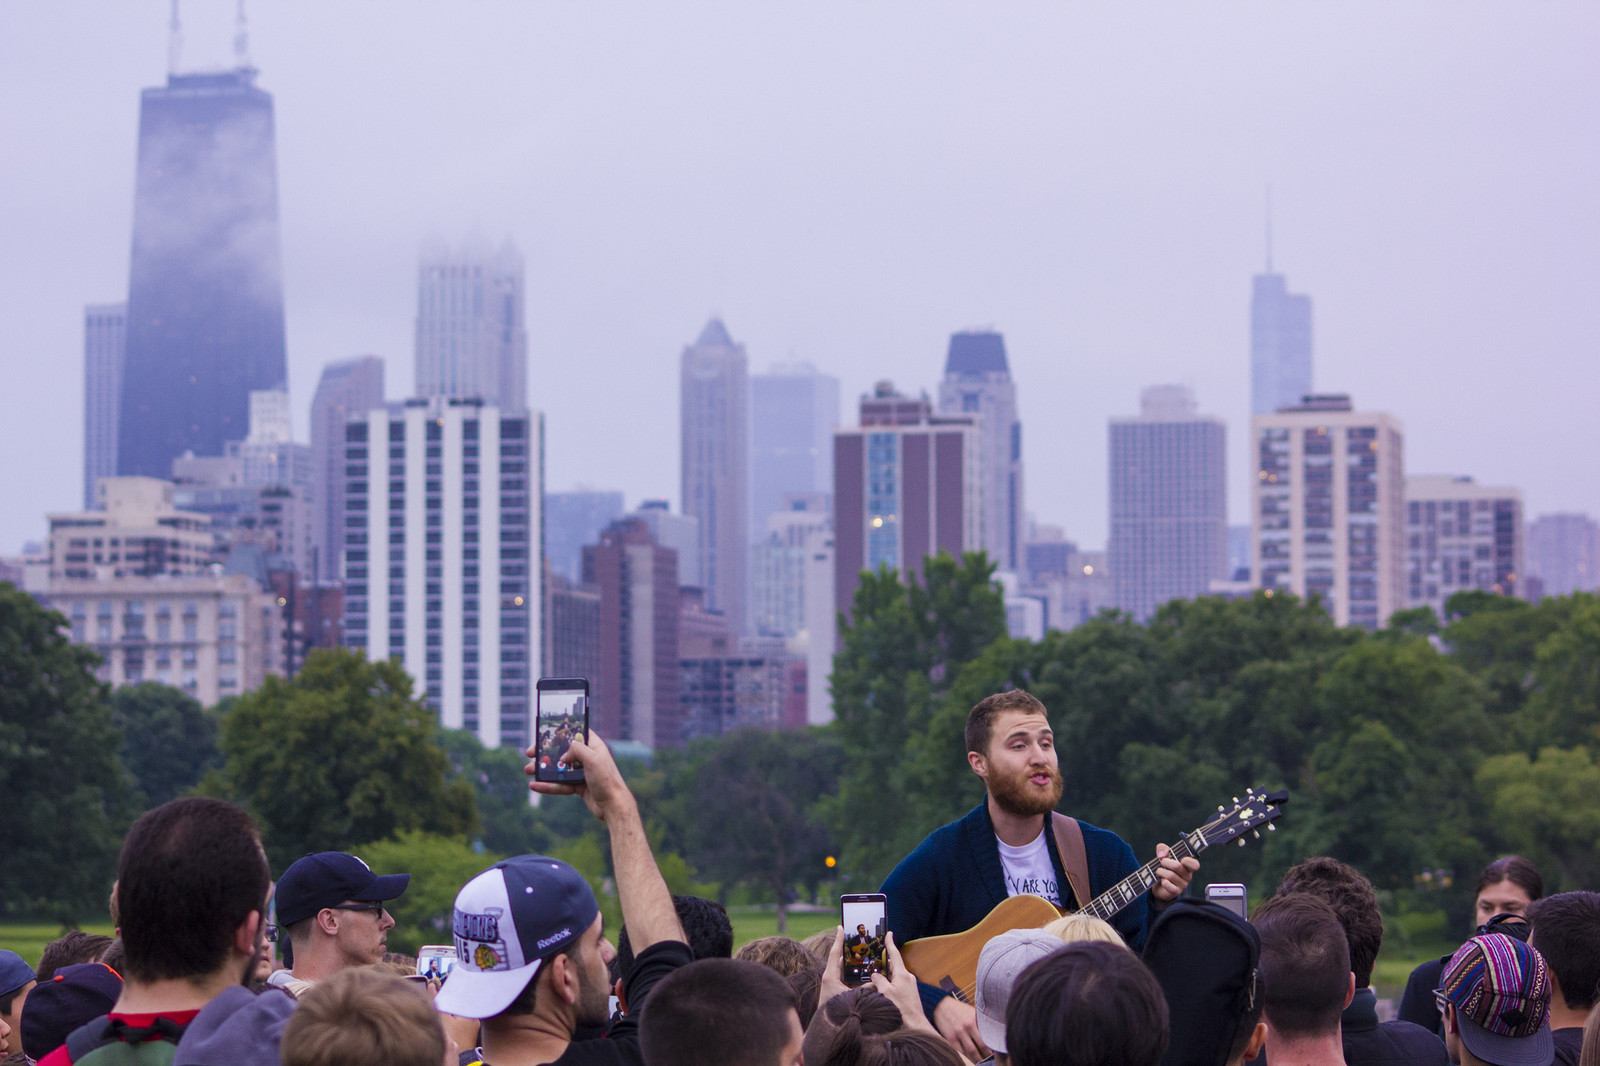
xmin=275 ymin=852 xmax=410 ymax=927
xmin=21 ymin=962 xmax=124 ymax=1061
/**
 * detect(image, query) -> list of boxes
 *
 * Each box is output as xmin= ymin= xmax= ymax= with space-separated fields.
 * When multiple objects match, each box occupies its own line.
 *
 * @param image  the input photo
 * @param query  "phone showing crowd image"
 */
xmin=535 ymin=678 xmax=589 ymax=784
xmin=1206 ymin=883 xmax=1248 ymax=920
xmin=417 ymin=944 xmax=457 ymax=981
xmin=840 ymin=893 xmax=889 ymax=987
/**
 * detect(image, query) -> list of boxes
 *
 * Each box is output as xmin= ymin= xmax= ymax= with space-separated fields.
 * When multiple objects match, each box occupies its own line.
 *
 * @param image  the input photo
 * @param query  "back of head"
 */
xmin=736 ymin=936 xmax=822 ymax=977
xmin=808 ymin=989 xmax=906 ymax=1066
xmin=116 ymin=796 xmax=269 ymax=983
xmin=1253 ymin=893 xmax=1351 ymax=1038
xmin=281 ymin=968 xmax=444 ymax=1066
xmin=1277 ymin=857 xmax=1383 ymax=988
xmin=818 ymin=1028 xmax=964 ymax=1066
xmin=1140 ymin=899 xmax=1262 ymax=1066
xmin=1006 ymin=940 xmax=1170 ymax=1066
xmin=1529 ymin=891 xmax=1600 ymax=1010
xmin=1040 ymin=913 xmax=1126 ymax=947
xmin=789 ymin=967 xmax=824 ymax=1029
xmin=36 ymin=932 xmax=117 ymax=982
xmin=617 ymin=894 xmax=733 ymax=980
xmin=641 ymin=958 xmax=799 ymax=1066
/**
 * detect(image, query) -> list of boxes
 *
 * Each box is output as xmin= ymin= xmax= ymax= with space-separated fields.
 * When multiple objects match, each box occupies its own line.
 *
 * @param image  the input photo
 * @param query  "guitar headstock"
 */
xmin=1197 ymin=788 xmax=1288 ymax=850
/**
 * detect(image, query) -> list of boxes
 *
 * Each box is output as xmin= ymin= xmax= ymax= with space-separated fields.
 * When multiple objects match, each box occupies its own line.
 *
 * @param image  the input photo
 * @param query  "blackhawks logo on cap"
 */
xmin=453 ymin=906 xmax=511 ymax=972
xmin=475 ymin=943 xmax=501 ymax=970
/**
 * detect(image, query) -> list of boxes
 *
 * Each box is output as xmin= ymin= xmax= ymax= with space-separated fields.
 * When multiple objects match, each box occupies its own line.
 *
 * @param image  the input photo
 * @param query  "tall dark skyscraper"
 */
xmin=118 ymin=66 xmax=287 ymax=479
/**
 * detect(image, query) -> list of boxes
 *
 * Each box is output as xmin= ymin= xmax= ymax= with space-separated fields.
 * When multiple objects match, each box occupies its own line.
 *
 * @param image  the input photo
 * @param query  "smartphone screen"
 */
xmin=417 ymin=944 xmax=457 ymax=980
xmin=840 ymin=893 xmax=889 ymax=986
xmin=535 ymin=678 xmax=589 ymax=783
xmin=1206 ymin=883 xmax=1248 ymax=920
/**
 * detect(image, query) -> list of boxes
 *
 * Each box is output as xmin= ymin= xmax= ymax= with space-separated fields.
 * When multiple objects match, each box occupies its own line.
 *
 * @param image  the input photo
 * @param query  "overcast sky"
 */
xmin=3 ymin=2 xmax=1597 ymax=557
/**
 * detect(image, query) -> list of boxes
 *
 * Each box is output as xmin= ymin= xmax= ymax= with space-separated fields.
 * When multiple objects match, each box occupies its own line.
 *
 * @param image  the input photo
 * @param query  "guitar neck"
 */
xmin=1078 ymin=830 xmax=1205 ymax=922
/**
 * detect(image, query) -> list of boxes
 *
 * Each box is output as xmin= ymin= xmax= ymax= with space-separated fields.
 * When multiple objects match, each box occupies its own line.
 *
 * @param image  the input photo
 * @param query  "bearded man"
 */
xmin=881 ymin=688 xmax=1199 ymax=1061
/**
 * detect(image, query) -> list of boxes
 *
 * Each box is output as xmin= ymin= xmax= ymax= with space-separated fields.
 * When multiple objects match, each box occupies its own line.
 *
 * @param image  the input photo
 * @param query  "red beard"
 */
xmin=989 ymin=761 xmax=1064 ymax=817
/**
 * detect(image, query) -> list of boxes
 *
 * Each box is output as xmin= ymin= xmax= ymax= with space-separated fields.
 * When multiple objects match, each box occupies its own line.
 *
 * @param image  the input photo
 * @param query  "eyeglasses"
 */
xmin=331 ymin=902 xmax=387 ymax=918
xmin=1433 ymin=989 xmax=1452 ymax=1016
xmin=264 ymin=924 xmax=281 ymax=943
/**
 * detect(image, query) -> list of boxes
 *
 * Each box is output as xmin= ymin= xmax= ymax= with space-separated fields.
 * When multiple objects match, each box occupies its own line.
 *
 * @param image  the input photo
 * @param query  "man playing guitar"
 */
xmin=882 ymin=688 xmax=1200 ymax=1060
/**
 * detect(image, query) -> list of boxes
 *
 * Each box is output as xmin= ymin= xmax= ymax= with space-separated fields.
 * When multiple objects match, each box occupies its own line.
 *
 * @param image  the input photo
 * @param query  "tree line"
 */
xmin=5 ymin=562 xmax=1600 ymax=944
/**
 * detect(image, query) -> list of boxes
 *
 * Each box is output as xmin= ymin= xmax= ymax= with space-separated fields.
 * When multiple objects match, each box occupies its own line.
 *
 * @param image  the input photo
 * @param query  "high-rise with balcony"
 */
xmin=415 ymin=238 xmax=527 ymax=413
xmin=937 ymin=331 xmax=1023 ymax=570
xmin=1250 ymin=271 xmax=1313 ymax=416
xmin=1108 ymin=386 xmax=1227 ymax=621
xmin=680 ymin=319 xmax=748 ymax=634
xmin=118 ymin=67 xmax=287 ymax=479
xmin=1251 ymin=395 xmax=1404 ymax=628
xmin=833 ymin=382 xmax=980 ymax=624
xmin=341 ymin=397 xmax=543 ymax=750
xmin=84 ymin=304 xmax=127 ymax=508
xmin=311 ymin=356 xmax=384 ymax=580
xmin=1404 ymin=475 xmax=1523 ymax=617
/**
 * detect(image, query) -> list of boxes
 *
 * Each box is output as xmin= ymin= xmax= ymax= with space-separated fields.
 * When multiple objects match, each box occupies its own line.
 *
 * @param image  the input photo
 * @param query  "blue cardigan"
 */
xmin=881 ymin=802 xmax=1151 ymax=1019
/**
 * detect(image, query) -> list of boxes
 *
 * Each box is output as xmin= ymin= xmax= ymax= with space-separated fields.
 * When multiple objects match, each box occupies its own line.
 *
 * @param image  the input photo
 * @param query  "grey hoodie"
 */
xmin=172 ymin=985 xmax=296 ymax=1066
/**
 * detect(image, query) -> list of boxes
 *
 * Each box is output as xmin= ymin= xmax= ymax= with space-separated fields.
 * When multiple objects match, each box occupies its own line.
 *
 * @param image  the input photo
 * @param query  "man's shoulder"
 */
xmin=1343 ymin=1019 xmax=1450 ymax=1066
xmin=883 ymin=806 xmax=987 ymax=884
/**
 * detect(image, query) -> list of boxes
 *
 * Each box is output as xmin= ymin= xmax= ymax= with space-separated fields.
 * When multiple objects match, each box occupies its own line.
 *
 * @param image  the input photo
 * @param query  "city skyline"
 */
xmin=4 ymin=4 xmax=1599 ymax=558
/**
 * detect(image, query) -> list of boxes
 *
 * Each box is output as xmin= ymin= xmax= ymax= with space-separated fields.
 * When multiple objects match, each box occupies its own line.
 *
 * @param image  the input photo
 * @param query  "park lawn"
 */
xmin=0 ymin=923 xmax=116 ymax=971
xmin=727 ymin=907 xmax=837 ymax=950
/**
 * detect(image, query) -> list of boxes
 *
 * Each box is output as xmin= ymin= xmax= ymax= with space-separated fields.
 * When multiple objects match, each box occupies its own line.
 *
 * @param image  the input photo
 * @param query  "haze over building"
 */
xmin=1527 ymin=513 xmax=1600 ymax=598
xmin=937 ymin=330 xmax=1023 ymax=571
xmin=310 ymin=356 xmax=385 ymax=581
xmin=680 ymin=318 xmax=748 ymax=635
xmin=1250 ymin=268 xmax=1313 ymax=416
xmin=117 ymin=65 xmax=288 ymax=479
xmin=544 ymin=489 xmax=625 ymax=584
xmin=414 ymin=237 xmax=527 ymax=413
xmin=1108 ymin=385 xmax=1227 ymax=621
xmin=83 ymin=303 xmax=127 ymax=508
xmin=749 ymin=362 xmax=839 ymax=534
xmin=1404 ymin=475 xmax=1523 ymax=617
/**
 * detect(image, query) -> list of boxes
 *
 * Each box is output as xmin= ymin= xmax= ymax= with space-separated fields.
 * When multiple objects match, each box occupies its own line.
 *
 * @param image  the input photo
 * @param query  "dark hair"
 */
xmin=617 ymin=895 xmax=733 ymax=982
xmin=1277 ymin=857 xmax=1383 ymax=987
xmin=1529 ymin=892 xmax=1600 ymax=1011
xmin=1226 ymin=972 xmax=1265 ymax=1063
xmin=789 ymin=967 xmax=823 ymax=1029
xmin=640 ymin=959 xmax=799 ymax=1066
xmin=99 ymin=939 xmax=126 ymax=976
xmin=1478 ymin=856 xmax=1545 ymax=902
xmin=1005 ymin=941 xmax=1169 ymax=1066
xmin=821 ymin=986 xmax=903 ymax=1035
xmin=0 ymin=986 xmax=26 ymax=1017
xmin=965 ymin=689 xmax=1048 ymax=755
xmin=1253 ymin=893 xmax=1350 ymax=1037
xmin=36 ymin=931 xmax=116 ymax=981
xmin=116 ymin=797 xmax=270 ymax=983
xmin=735 ymin=936 xmax=822 ymax=977
xmin=819 ymin=1029 xmax=963 ymax=1066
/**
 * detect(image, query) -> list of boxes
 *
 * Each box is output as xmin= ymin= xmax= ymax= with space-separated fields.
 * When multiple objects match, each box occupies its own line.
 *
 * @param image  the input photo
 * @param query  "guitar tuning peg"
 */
xmin=1217 ymin=805 xmax=1225 ymax=813
xmin=1237 ymin=838 xmax=1248 ymax=847
xmin=1232 ymin=796 xmax=1239 ymax=804
xmin=1266 ymin=823 xmax=1275 ymax=832
xmin=1252 ymin=830 xmax=1261 ymax=839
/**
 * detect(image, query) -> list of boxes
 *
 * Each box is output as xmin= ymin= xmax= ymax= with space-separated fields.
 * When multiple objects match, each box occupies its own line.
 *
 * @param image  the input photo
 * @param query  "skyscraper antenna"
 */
xmin=1265 ymin=183 xmax=1274 ymax=273
xmin=168 ymin=0 xmax=183 ymax=76
xmin=234 ymin=0 xmax=251 ymax=68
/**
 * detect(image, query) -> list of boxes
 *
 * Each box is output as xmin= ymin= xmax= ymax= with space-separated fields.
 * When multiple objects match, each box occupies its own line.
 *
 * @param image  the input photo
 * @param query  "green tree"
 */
xmin=1519 ymin=596 xmax=1600 ymax=751
xmin=1477 ymin=746 xmax=1600 ymax=891
xmin=110 ymin=681 xmax=221 ymax=808
xmin=207 ymin=647 xmax=478 ymax=869
xmin=827 ymin=552 xmax=1007 ymax=884
xmin=0 ymin=583 xmax=136 ymax=919
xmin=439 ymin=728 xmax=544 ymax=855
xmin=358 ymin=831 xmax=501 ymax=954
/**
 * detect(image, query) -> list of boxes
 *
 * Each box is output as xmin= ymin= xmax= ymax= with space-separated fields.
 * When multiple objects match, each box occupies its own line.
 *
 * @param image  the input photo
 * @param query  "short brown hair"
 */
xmin=1254 ymin=893 xmax=1351 ymax=1037
xmin=36 ymin=931 xmax=116 ymax=981
xmin=965 ymin=689 xmax=1047 ymax=755
xmin=1276 ymin=857 xmax=1383 ymax=987
xmin=735 ymin=936 xmax=821 ymax=977
xmin=282 ymin=968 xmax=445 ymax=1066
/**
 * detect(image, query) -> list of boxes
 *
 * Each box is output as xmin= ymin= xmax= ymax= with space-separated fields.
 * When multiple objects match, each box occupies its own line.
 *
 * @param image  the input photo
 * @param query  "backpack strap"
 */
xmin=66 ymin=1016 xmax=119 ymax=1062
xmin=1050 ymin=812 xmax=1092 ymax=913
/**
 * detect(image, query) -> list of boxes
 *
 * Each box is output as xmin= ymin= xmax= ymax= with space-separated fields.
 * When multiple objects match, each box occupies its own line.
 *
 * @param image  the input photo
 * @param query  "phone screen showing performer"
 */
xmin=1205 ymin=883 xmax=1248 ymax=920
xmin=840 ymin=893 xmax=889 ymax=986
xmin=534 ymin=678 xmax=589 ymax=784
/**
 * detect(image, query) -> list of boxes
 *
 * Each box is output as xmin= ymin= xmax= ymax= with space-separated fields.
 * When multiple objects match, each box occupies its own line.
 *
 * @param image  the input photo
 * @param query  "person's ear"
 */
xmin=1445 ymin=1004 xmax=1459 ymax=1035
xmin=234 ymin=910 xmax=262 ymax=958
xmin=315 ymin=908 xmax=341 ymax=937
xmin=614 ymin=977 xmax=628 ymax=1015
xmin=1343 ymin=972 xmax=1355 ymax=1009
xmin=1245 ymin=1021 xmax=1267 ymax=1061
xmin=549 ymin=954 xmax=579 ymax=1007
xmin=967 ymin=749 xmax=988 ymax=778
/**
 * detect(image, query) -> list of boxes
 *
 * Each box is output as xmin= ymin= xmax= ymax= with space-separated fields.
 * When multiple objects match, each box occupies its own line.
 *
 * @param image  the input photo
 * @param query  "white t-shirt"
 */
xmin=997 ymin=829 xmax=1062 ymax=905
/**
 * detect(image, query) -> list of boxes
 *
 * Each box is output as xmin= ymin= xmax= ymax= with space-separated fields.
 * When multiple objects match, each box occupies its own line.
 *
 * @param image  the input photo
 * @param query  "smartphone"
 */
xmin=417 ymin=944 xmax=457 ymax=980
xmin=1206 ymin=883 xmax=1248 ymax=920
xmin=840 ymin=893 xmax=889 ymax=986
xmin=535 ymin=678 xmax=589 ymax=784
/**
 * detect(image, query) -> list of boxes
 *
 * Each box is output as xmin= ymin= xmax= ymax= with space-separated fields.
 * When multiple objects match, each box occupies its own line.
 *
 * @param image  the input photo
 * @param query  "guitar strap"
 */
xmin=1050 ymin=812 xmax=1092 ymax=912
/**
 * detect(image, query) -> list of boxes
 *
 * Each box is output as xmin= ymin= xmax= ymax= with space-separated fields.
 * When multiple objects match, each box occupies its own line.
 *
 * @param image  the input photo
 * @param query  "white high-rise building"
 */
xmin=938 ymin=330 xmax=1023 ymax=570
xmin=1108 ymin=385 xmax=1227 ymax=621
xmin=415 ymin=238 xmax=527 ymax=413
xmin=83 ymin=304 xmax=127 ymax=508
xmin=1251 ymin=395 xmax=1404 ymax=629
xmin=341 ymin=397 xmax=543 ymax=750
xmin=752 ymin=493 xmax=831 ymax=639
xmin=1404 ymin=476 xmax=1524 ymax=617
xmin=680 ymin=319 xmax=748 ymax=634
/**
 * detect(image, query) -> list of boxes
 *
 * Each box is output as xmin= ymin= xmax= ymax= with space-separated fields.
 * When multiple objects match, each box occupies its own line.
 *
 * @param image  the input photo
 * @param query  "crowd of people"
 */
xmin=4 ymin=695 xmax=1600 ymax=1066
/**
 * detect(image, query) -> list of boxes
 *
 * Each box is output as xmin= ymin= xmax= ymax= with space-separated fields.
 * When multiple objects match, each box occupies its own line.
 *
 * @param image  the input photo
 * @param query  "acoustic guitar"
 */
xmin=900 ymin=788 xmax=1288 ymax=1004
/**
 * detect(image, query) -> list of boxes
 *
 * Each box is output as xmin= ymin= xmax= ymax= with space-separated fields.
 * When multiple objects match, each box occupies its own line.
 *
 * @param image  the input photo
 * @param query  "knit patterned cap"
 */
xmin=1437 ymin=933 xmax=1553 ymax=1066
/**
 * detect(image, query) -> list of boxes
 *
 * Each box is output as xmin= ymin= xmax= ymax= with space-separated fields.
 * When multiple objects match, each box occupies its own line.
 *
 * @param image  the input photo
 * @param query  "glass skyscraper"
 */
xmin=1250 ymin=272 xmax=1313 ymax=416
xmin=118 ymin=68 xmax=287 ymax=479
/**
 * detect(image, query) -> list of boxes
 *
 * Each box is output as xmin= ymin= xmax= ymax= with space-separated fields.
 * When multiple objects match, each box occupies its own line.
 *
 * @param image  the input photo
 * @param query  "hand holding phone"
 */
xmin=840 ymin=893 xmax=889 ymax=987
xmin=534 ymin=678 xmax=589 ymax=784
